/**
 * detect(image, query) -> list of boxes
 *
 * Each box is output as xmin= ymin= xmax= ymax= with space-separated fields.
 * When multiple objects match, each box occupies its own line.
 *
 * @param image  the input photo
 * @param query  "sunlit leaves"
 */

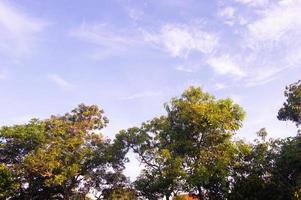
xmin=0 ymin=104 xmax=125 ymax=199
xmin=278 ymin=80 xmax=301 ymax=127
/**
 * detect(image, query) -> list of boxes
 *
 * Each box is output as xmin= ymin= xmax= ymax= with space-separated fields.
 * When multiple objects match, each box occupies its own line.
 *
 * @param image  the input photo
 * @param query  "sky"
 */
xmin=0 ymin=0 xmax=300 ymax=180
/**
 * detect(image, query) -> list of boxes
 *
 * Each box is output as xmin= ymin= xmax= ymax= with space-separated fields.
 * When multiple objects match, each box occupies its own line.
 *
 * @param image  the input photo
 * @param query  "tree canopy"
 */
xmin=278 ymin=80 xmax=301 ymax=127
xmin=0 ymin=81 xmax=300 ymax=200
xmin=0 ymin=104 xmax=127 ymax=199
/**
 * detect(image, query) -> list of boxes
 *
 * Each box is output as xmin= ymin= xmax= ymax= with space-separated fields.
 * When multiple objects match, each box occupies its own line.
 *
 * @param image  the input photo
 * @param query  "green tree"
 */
xmin=229 ymin=79 xmax=301 ymax=200
xmin=117 ymin=118 xmax=184 ymax=200
xmin=229 ymin=128 xmax=301 ymax=200
xmin=278 ymin=80 xmax=301 ymax=127
xmin=229 ymin=129 xmax=286 ymax=200
xmin=100 ymin=171 xmax=137 ymax=200
xmin=0 ymin=104 xmax=127 ymax=199
xmin=273 ymin=135 xmax=301 ymax=199
xmin=118 ymin=86 xmax=245 ymax=199
xmin=164 ymin=87 xmax=245 ymax=199
xmin=0 ymin=163 xmax=18 ymax=199
xmin=102 ymin=187 xmax=137 ymax=200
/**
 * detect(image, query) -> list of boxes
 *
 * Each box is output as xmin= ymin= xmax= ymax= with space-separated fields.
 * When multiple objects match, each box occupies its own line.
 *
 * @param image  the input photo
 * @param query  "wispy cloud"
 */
xmin=127 ymin=8 xmax=144 ymax=22
xmin=176 ymin=65 xmax=195 ymax=73
xmin=73 ymin=23 xmax=133 ymax=46
xmin=285 ymin=46 xmax=301 ymax=68
xmin=245 ymin=0 xmax=301 ymax=49
xmin=218 ymin=6 xmax=247 ymax=26
xmin=122 ymin=91 xmax=162 ymax=100
xmin=48 ymin=74 xmax=74 ymax=90
xmin=245 ymin=67 xmax=284 ymax=87
xmin=218 ymin=7 xmax=236 ymax=26
xmin=238 ymin=0 xmax=301 ymax=85
xmin=0 ymin=71 xmax=6 ymax=80
xmin=0 ymin=1 xmax=46 ymax=57
xmin=72 ymin=22 xmax=219 ymax=60
xmin=214 ymin=83 xmax=227 ymax=90
xmin=207 ymin=55 xmax=246 ymax=78
xmin=71 ymin=23 xmax=141 ymax=59
xmin=207 ymin=0 xmax=301 ymax=87
xmin=70 ymin=1 xmax=300 ymax=88
xmin=233 ymin=0 xmax=270 ymax=7
xmin=143 ymin=23 xmax=219 ymax=58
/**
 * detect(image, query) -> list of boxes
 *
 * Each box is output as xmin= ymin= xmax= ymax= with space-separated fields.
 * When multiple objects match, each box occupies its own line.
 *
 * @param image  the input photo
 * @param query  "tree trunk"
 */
xmin=166 ymin=192 xmax=171 ymax=200
xmin=197 ymin=186 xmax=204 ymax=200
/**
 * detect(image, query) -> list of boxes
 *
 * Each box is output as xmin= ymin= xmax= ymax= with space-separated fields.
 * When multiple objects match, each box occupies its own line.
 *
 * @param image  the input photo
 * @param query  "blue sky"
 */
xmin=0 ymin=0 xmax=300 ymax=179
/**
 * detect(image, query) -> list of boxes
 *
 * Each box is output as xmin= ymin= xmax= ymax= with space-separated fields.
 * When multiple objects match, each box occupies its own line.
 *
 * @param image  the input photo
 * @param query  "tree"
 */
xmin=229 ymin=127 xmax=301 ymax=200
xmin=229 ymin=129 xmax=286 ymax=200
xmin=118 ymin=86 xmax=245 ymax=199
xmin=102 ymin=187 xmax=137 ymax=200
xmin=164 ymin=87 xmax=245 ymax=199
xmin=0 ymin=163 xmax=18 ymax=199
xmin=273 ymin=135 xmax=301 ymax=199
xmin=117 ymin=118 xmax=184 ymax=200
xmin=273 ymin=79 xmax=301 ymax=199
xmin=229 ymin=78 xmax=301 ymax=200
xmin=0 ymin=104 xmax=127 ymax=199
xmin=100 ymin=172 xmax=137 ymax=200
xmin=278 ymin=80 xmax=301 ymax=127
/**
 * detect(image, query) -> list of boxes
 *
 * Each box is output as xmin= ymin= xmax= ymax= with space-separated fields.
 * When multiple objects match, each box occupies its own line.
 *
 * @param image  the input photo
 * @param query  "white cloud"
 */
xmin=208 ymin=0 xmax=301 ymax=87
xmin=73 ymin=23 xmax=133 ymax=47
xmin=127 ymin=8 xmax=144 ymax=21
xmin=228 ymin=0 xmax=301 ymax=86
xmin=71 ymin=23 xmax=140 ymax=59
xmin=0 ymin=1 xmax=46 ymax=57
xmin=245 ymin=66 xmax=284 ymax=87
xmin=176 ymin=65 xmax=194 ymax=73
xmin=122 ymin=91 xmax=162 ymax=100
xmin=48 ymin=74 xmax=74 ymax=90
xmin=285 ymin=47 xmax=301 ymax=68
xmin=218 ymin=7 xmax=236 ymax=26
xmin=71 ymin=1 xmax=300 ymax=87
xmin=214 ymin=83 xmax=227 ymax=90
xmin=143 ymin=24 xmax=219 ymax=58
xmin=233 ymin=0 xmax=270 ymax=7
xmin=207 ymin=55 xmax=246 ymax=77
xmin=218 ymin=6 xmax=247 ymax=26
xmin=245 ymin=0 xmax=301 ymax=49
xmin=73 ymin=23 xmax=219 ymax=59
xmin=219 ymin=7 xmax=236 ymax=19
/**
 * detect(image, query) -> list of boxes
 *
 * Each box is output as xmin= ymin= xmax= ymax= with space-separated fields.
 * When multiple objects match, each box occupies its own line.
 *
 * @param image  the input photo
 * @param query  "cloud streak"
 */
xmin=143 ymin=23 xmax=219 ymax=58
xmin=245 ymin=0 xmax=301 ymax=49
xmin=71 ymin=23 xmax=142 ymax=59
xmin=122 ymin=91 xmax=162 ymax=100
xmin=48 ymin=74 xmax=74 ymax=90
xmin=206 ymin=0 xmax=301 ymax=86
xmin=70 ymin=1 xmax=301 ymax=88
xmin=0 ymin=1 xmax=46 ymax=57
xmin=207 ymin=55 xmax=246 ymax=78
xmin=233 ymin=0 xmax=270 ymax=7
